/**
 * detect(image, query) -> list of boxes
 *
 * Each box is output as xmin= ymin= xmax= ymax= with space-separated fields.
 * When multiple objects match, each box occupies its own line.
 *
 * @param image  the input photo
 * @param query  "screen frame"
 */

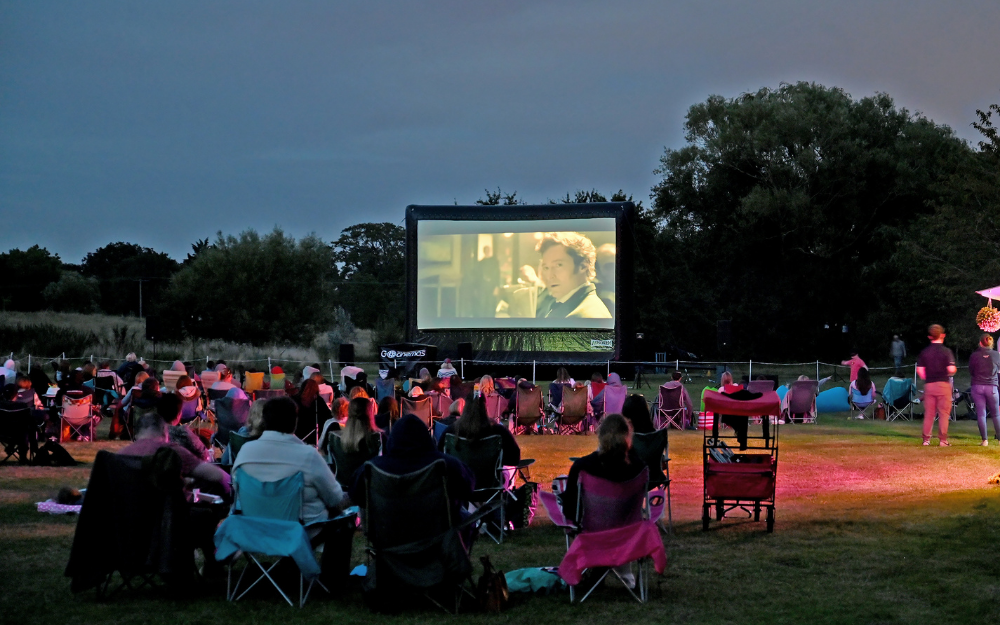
xmin=405 ymin=203 xmax=635 ymax=361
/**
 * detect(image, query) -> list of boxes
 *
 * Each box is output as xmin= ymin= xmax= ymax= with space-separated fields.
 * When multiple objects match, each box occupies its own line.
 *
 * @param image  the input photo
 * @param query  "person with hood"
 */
xmin=349 ymin=414 xmax=474 ymax=516
xmin=436 ymin=359 xmax=457 ymax=379
xmin=662 ymin=371 xmax=695 ymax=429
xmin=175 ymin=375 xmax=203 ymax=422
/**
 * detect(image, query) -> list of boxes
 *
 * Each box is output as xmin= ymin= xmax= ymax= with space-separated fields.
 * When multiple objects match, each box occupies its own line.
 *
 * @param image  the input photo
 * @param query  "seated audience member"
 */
xmin=121 ymin=372 xmax=149 ymax=412
xmin=296 ymin=378 xmax=333 ymax=442
xmin=116 ymin=353 xmax=144 ymax=389
xmin=621 ymin=394 xmax=656 ymax=434
xmin=119 ymin=412 xmax=230 ymax=495
xmin=132 ymin=377 xmax=162 ymax=412
xmin=717 ymin=371 xmax=753 ymax=450
xmin=849 ymin=368 xmax=875 ymax=400
xmin=438 ymin=394 xmax=520 ymax=467
xmin=559 ymin=413 xmax=643 ymax=520
xmin=320 ymin=395 xmax=351 ymax=445
xmin=348 ymin=385 xmax=369 ymax=400
xmin=662 ymin=371 xmax=695 ymax=428
xmin=50 ymin=370 xmax=95 ymax=427
xmin=350 ymin=414 xmax=474 ymax=518
xmin=337 ymin=397 xmax=386 ymax=460
xmin=156 ymin=393 xmax=212 ymax=462
xmin=375 ymin=396 xmax=400 ymax=430
xmin=477 ymin=375 xmax=496 ymax=398
xmin=1 ymin=384 xmax=40 ymax=462
xmin=14 ymin=373 xmax=44 ymax=409
xmin=408 ymin=385 xmax=426 ymax=399
xmin=80 ymin=362 xmax=97 ymax=382
xmin=439 ymin=398 xmax=465 ymax=428
xmin=51 ymin=359 xmax=70 ymax=385
xmin=29 ymin=366 xmax=52 ymax=400
xmin=119 ymin=412 xmax=231 ymax=576
xmin=211 ymin=367 xmax=247 ymax=399
xmin=169 ymin=360 xmax=186 ymax=373
xmin=436 ymin=359 xmax=457 ymax=379
xmin=414 ymin=368 xmax=433 ymax=391
xmin=233 ymin=397 xmax=353 ymax=586
xmin=95 ymin=361 xmax=125 ymax=393
xmin=175 ymin=375 xmax=201 ymax=404
xmin=220 ymin=399 xmax=266 ymax=465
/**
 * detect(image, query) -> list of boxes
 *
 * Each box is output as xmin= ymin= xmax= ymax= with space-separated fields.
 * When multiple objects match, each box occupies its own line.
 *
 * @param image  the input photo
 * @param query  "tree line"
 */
xmin=2 ymin=83 xmax=997 ymax=361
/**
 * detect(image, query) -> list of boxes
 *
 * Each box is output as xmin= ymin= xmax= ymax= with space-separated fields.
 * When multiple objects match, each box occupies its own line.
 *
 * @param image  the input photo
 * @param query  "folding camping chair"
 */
xmin=548 ymin=382 xmax=570 ymax=414
xmin=243 ymin=372 xmax=265 ymax=395
xmin=443 ymin=433 xmax=511 ymax=543
xmin=375 ymin=378 xmax=396 ymax=402
xmin=655 ymin=384 xmax=686 ymax=430
xmin=603 ymin=384 xmax=628 ymax=416
xmin=632 ymin=429 xmax=672 ymax=534
xmin=514 ymin=384 xmax=545 ymax=434
xmin=427 ymin=390 xmax=451 ymax=418
xmin=849 ymin=382 xmax=878 ymax=419
xmin=783 ymin=380 xmax=819 ymax=423
xmin=179 ymin=393 xmax=203 ymax=424
xmin=401 ymin=396 xmax=433 ymax=429
xmin=0 ymin=403 xmax=37 ymax=464
xmin=216 ymin=470 xmax=326 ymax=607
xmin=200 ymin=370 xmax=220 ymax=390
xmin=747 ymin=380 xmax=776 ymax=393
xmin=327 ymin=432 xmax=381 ymax=489
xmin=226 ymin=431 xmax=250 ymax=465
xmin=483 ymin=393 xmax=509 ymax=425
xmin=92 ymin=375 xmax=120 ymax=417
xmin=882 ymin=377 xmax=916 ymax=421
xmin=214 ymin=397 xmax=250 ymax=448
xmin=268 ymin=372 xmax=285 ymax=390
xmin=61 ymin=394 xmax=98 ymax=442
xmin=161 ymin=370 xmax=184 ymax=393
xmin=557 ymin=386 xmax=590 ymax=434
xmin=362 ymin=459 xmax=492 ymax=614
xmin=538 ymin=467 xmax=665 ymax=603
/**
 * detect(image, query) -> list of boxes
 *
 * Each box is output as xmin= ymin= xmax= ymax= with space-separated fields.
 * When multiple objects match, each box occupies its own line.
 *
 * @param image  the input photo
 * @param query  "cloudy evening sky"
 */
xmin=1 ymin=0 xmax=998 ymax=261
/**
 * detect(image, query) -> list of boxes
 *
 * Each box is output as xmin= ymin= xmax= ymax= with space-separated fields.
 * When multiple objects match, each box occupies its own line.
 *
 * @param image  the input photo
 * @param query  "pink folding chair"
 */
xmin=557 ymin=387 xmax=589 ymax=435
xmin=545 ymin=467 xmax=666 ymax=603
xmin=483 ymin=393 xmax=509 ymax=424
xmin=603 ymin=385 xmax=628 ymax=416
xmin=401 ymin=396 xmax=433 ymax=429
xmin=656 ymin=385 xmax=686 ymax=430
xmin=514 ymin=385 xmax=544 ymax=434
xmin=61 ymin=394 xmax=98 ymax=442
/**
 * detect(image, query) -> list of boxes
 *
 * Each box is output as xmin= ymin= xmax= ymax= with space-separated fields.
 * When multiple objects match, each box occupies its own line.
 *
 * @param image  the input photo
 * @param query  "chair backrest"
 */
xmin=428 ymin=390 xmax=451 ymax=417
xmin=658 ymin=385 xmax=684 ymax=412
xmin=233 ymin=468 xmax=304 ymax=522
xmin=269 ymin=373 xmax=285 ymax=389
xmin=577 ymin=467 xmax=649 ymax=532
xmin=253 ymin=388 xmax=285 ymax=401
xmin=516 ymin=385 xmax=543 ymax=423
xmin=364 ymin=459 xmax=451 ymax=549
xmin=162 ymin=370 xmax=184 ymax=393
xmin=548 ymin=382 xmax=568 ymax=407
xmin=207 ymin=388 xmax=229 ymax=402
xmin=882 ymin=377 xmax=915 ymax=407
xmin=432 ymin=420 xmax=449 ymax=445
xmin=328 ymin=432 xmax=380 ymax=488
xmin=590 ymin=381 xmax=607 ymax=399
xmin=400 ymin=396 xmax=433 ymax=428
xmin=63 ymin=395 xmax=93 ymax=423
xmin=243 ymin=372 xmax=265 ymax=394
xmin=788 ymin=380 xmax=819 ymax=413
xmin=603 ymin=385 xmax=628 ymax=415
xmin=483 ymin=393 xmax=508 ymax=423
xmin=747 ymin=380 xmax=776 ymax=393
xmin=375 ymin=378 xmax=396 ymax=402
xmin=215 ymin=397 xmax=251 ymax=444
xmin=561 ymin=386 xmax=589 ymax=421
xmin=632 ymin=430 xmax=669 ymax=486
xmin=442 ymin=434 xmax=503 ymax=490
xmin=228 ymin=431 xmax=250 ymax=463
xmin=200 ymin=371 xmax=220 ymax=389
xmin=849 ymin=383 xmax=875 ymax=403
xmin=179 ymin=394 xmax=201 ymax=421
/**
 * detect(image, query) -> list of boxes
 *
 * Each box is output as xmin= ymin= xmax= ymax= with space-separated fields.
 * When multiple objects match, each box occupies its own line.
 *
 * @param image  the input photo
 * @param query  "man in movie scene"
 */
xmin=532 ymin=232 xmax=612 ymax=319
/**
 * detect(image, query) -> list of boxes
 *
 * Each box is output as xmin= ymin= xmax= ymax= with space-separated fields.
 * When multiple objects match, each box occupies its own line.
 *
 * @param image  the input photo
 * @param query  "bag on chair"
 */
xmin=477 ymin=555 xmax=509 ymax=613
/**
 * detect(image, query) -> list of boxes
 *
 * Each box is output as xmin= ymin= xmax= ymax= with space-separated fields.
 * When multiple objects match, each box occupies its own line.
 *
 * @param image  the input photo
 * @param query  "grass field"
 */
xmin=3 ymin=410 xmax=1000 ymax=624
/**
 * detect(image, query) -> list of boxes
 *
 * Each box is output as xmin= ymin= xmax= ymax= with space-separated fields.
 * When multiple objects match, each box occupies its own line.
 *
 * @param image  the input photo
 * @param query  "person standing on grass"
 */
xmin=968 ymin=334 xmax=1000 ymax=446
xmin=841 ymin=351 xmax=867 ymax=383
xmin=890 ymin=335 xmax=907 ymax=376
xmin=916 ymin=324 xmax=957 ymax=446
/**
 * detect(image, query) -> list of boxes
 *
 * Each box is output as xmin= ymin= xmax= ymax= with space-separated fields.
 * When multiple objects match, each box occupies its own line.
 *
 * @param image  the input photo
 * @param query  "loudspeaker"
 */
xmin=145 ymin=315 xmax=161 ymax=341
xmin=457 ymin=342 xmax=473 ymax=360
xmin=338 ymin=344 xmax=355 ymax=367
xmin=717 ymin=320 xmax=732 ymax=352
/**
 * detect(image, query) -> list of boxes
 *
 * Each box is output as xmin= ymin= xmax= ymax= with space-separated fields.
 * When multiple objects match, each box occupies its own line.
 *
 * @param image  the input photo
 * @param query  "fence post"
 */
xmin=267 ymin=357 xmax=272 ymax=372
xmin=816 ymin=360 xmax=819 ymax=381
xmin=533 ymin=360 xmax=536 ymax=385
xmin=607 ymin=360 xmax=610 ymax=377
xmin=461 ymin=358 xmax=464 ymax=379
xmin=329 ymin=360 xmax=335 ymax=382
xmin=27 ymin=355 xmax=31 ymax=371
xmin=749 ymin=359 xmax=752 ymax=380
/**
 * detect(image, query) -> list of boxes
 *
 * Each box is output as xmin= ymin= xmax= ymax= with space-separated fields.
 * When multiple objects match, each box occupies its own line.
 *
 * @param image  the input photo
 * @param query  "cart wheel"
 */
xmin=754 ymin=504 xmax=761 ymax=522
xmin=702 ymin=504 xmax=710 ymax=531
xmin=766 ymin=506 xmax=775 ymax=533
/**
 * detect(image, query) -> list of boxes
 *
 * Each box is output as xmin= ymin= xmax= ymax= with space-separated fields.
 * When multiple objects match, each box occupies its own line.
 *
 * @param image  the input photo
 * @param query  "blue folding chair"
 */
xmin=215 ymin=470 xmax=324 ymax=607
xmin=882 ymin=377 xmax=916 ymax=421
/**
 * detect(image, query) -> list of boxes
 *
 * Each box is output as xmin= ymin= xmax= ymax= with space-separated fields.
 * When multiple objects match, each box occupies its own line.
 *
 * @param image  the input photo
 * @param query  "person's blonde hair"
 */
xmin=478 ymin=375 xmax=495 ymax=396
xmin=342 ymin=397 xmax=378 ymax=452
xmin=537 ymin=232 xmax=597 ymax=281
xmin=980 ymin=333 xmax=995 ymax=349
xmin=246 ymin=400 xmax=266 ymax=437
xmin=597 ymin=413 xmax=633 ymax=458
xmin=134 ymin=371 xmax=150 ymax=387
xmin=719 ymin=371 xmax=733 ymax=386
xmin=332 ymin=396 xmax=350 ymax=421
xmin=348 ymin=386 xmax=369 ymax=400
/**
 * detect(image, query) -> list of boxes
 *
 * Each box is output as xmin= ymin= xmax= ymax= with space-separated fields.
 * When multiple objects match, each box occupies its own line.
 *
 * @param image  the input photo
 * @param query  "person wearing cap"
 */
xmin=436 ymin=359 xmax=457 ymax=379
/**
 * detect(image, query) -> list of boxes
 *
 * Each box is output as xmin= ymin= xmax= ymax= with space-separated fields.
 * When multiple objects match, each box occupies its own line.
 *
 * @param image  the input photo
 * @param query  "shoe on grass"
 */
xmin=939 ymin=441 xmax=951 ymax=447
xmin=981 ymin=440 xmax=989 ymax=447
xmin=922 ymin=440 xmax=930 ymax=446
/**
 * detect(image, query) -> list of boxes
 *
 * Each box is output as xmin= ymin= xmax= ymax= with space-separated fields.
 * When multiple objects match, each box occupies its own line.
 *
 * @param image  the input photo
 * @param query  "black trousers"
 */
xmin=719 ymin=415 xmax=771 ymax=450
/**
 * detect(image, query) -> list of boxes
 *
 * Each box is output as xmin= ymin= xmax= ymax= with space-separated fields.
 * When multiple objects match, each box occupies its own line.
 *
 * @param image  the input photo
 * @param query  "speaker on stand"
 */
xmin=338 ymin=344 xmax=355 ymax=367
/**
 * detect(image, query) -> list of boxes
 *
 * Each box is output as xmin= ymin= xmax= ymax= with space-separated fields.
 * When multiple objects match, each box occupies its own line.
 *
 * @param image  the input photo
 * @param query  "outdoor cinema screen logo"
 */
xmin=381 ymin=349 xmax=427 ymax=359
xmin=590 ymin=339 xmax=614 ymax=350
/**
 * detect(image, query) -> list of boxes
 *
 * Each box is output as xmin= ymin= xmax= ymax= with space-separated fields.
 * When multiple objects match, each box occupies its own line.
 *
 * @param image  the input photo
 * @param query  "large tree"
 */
xmin=166 ymin=228 xmax=337 ymax=344
xmin=331 ymin=222 xmax=406 ymax=329
xmin=81 ymin=242 xmax=179 ymax=316
xmin=652 ymin=82 xmax=970 ymax=359
xmin=0 ymin=245 xmax=62 ymax=311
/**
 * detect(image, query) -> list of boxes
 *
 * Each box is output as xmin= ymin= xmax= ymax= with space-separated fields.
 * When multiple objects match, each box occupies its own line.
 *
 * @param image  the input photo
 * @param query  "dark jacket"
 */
xmin=350 ymin=415 xmax=474 ymax=507
xmin=437 ymin=422 xmax=521 ymax=466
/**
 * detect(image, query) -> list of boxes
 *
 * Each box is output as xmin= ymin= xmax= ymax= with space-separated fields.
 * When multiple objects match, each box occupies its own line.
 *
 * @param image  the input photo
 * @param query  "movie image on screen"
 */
xmin=416 ymin=218 xmax=616 ymax=330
